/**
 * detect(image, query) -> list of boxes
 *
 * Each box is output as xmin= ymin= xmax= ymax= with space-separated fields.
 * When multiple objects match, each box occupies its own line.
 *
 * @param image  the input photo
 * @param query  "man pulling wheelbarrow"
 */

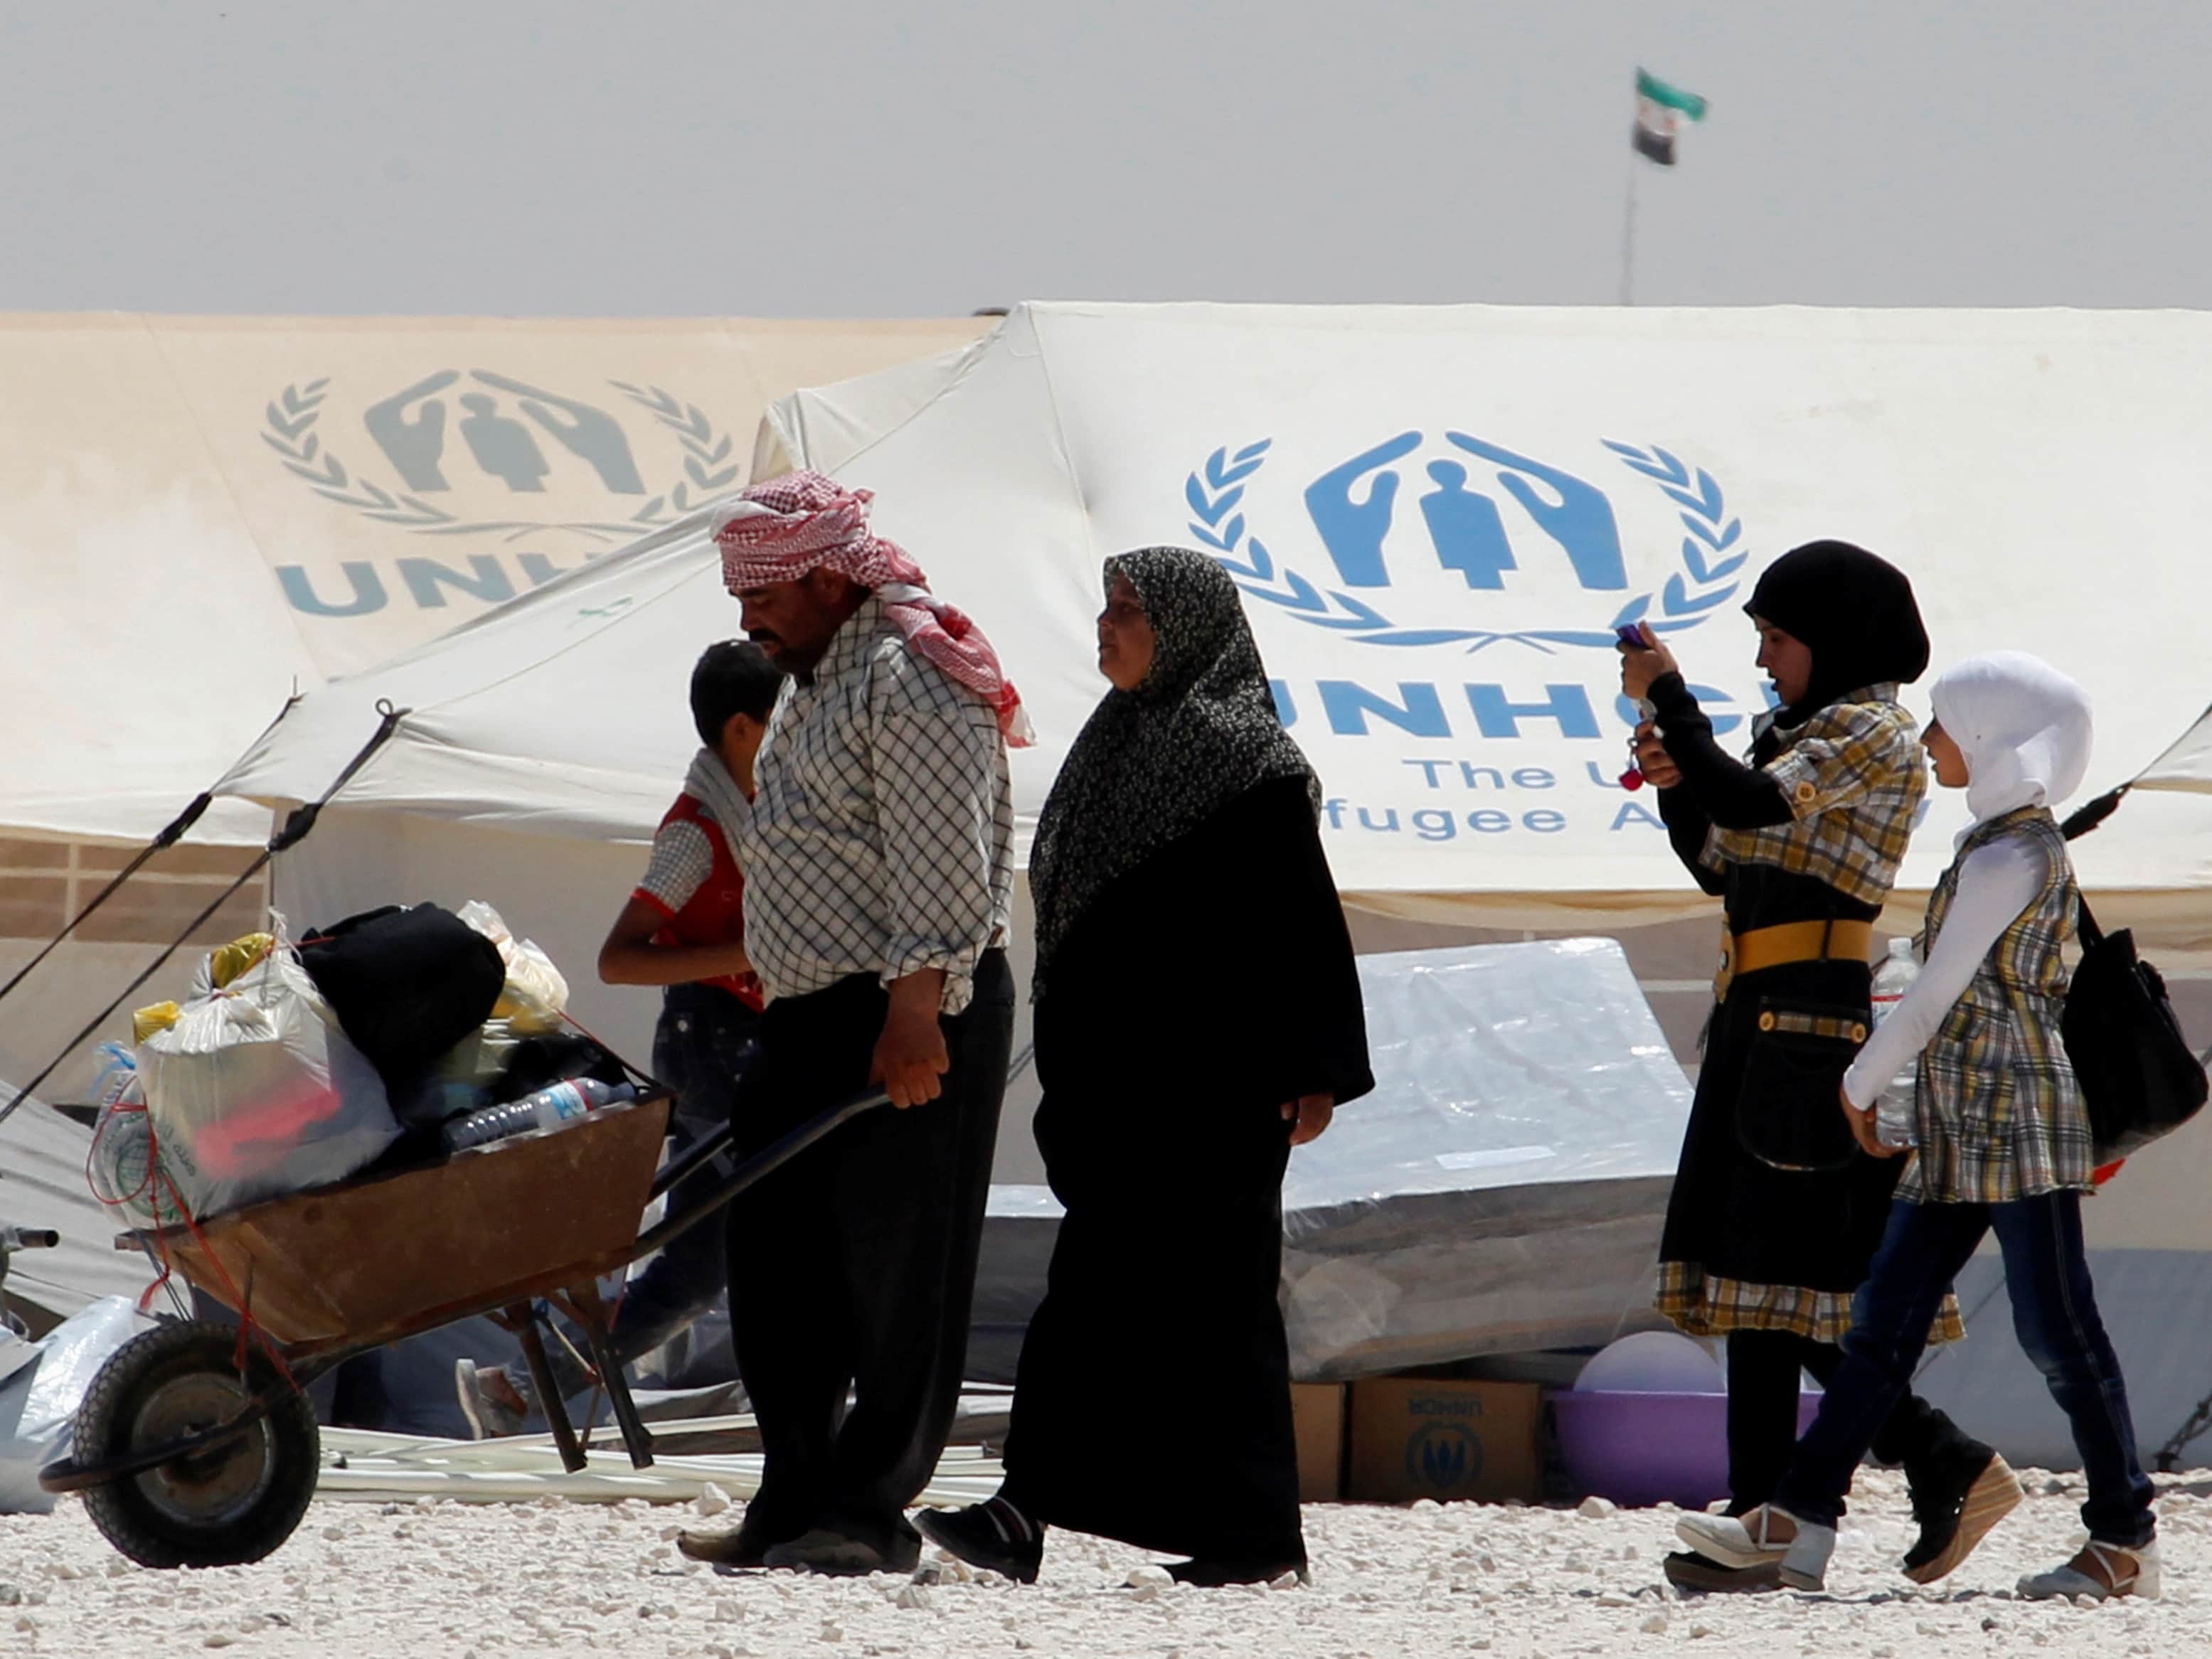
xmin=681 ymin=471 xmax=1025 ymax=1577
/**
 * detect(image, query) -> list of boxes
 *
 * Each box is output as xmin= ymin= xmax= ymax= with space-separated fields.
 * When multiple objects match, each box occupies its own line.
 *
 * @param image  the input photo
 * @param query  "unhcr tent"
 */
xmin=0 ymin=315 xmax=984 ymax=1100
xmin=214 ymin=303 xmax=2212 ymax=940
xmin=0 ymin=313 xmax=985 ymax=847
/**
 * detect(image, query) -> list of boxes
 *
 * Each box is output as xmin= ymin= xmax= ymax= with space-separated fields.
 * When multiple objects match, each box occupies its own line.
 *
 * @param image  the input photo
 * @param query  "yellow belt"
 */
xmin=1714 ymin=917 xmax=1876 ymax=1003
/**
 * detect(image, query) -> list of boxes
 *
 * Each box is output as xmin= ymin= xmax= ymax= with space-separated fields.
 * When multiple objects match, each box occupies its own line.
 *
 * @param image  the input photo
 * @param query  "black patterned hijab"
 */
xmin=1029 ymin=548 xmax=1318 ymax=991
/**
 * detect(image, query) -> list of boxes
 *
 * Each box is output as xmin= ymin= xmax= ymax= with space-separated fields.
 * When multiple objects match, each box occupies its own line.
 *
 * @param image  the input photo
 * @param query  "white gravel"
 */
xmin=3 ymin=1466 xmax=2206 ymax=1657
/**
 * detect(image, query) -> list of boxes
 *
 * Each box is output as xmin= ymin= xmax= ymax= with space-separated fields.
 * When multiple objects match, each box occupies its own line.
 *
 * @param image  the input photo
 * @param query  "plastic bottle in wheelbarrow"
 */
xmin=440 ymin=1077 xmax=639 ymax=1151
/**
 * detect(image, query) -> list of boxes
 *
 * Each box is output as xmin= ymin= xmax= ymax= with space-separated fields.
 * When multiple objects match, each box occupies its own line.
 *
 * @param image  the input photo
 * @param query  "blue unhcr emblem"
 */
xmin=1405 ymin=1421 xmax=1484 ymax=1493
xmin=1186 ymin=435 xmax=1747 ymax=653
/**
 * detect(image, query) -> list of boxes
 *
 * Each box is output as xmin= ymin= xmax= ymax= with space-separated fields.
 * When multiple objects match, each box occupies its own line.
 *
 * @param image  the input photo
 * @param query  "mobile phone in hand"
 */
xmin=1615 ymin=624 xmax=1647 ymax=651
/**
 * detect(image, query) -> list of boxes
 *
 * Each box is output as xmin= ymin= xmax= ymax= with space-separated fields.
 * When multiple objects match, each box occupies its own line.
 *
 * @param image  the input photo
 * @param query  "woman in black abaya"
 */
xmin=915 ymin=547 xmax=1373 ymax=1588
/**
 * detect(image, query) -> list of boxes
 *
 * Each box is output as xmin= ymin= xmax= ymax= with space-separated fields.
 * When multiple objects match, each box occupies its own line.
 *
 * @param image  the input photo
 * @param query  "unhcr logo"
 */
xmin=264 ymin=372 xmax=740 ymax=617
xmin=1404 ymin=1419 xmax=1484 ymax=1495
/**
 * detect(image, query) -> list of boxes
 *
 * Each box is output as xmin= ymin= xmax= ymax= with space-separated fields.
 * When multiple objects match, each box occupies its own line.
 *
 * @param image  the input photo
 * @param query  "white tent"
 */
xmin=0 ymin=314 xmax=987 ymax=1104
xmin=0 ymin=314 xmax=986 ymax=848
xmin=220 ymin=301 xmax=2212 ymax=936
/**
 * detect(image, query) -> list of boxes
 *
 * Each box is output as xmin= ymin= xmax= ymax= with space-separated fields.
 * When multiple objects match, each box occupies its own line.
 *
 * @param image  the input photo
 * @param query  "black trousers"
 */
xmin=724 ymin=951 xmax=1013 ymax=1553
xmin=1726 ymin=1328 xmax=1980 ymax=1515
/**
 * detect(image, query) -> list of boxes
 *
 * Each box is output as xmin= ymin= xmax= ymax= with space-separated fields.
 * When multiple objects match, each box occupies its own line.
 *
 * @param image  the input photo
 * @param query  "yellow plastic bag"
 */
xmin=207 ymin=932 xmax=276 ymax=989
xmin=131 ymin=1002 xmax=182 ymax=1045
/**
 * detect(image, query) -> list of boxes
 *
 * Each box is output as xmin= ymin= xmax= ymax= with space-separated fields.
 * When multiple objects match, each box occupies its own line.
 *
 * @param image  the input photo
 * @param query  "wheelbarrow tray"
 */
xmin=117 ymin=1094 xmax=671 ymax=1358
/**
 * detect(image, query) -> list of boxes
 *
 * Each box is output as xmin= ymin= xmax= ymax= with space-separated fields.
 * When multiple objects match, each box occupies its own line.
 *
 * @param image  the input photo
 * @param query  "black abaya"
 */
xmin=1002 ymin=773 xmax=1373 ymax=1564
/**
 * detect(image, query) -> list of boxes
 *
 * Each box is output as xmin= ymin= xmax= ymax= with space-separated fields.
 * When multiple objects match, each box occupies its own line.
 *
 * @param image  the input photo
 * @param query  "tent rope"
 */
xmin=0 ymin=704 xmax=409 ymax=1136
xmin=0 ymin=693 xmax=306 ymax=1013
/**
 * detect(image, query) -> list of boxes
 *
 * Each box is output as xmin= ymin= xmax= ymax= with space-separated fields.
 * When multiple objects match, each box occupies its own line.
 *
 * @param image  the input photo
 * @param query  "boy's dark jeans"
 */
xmin=534 ymin=983 xmax=759 ymax=1401
xmin=1775 ymin=1189 xmax=2154 ymax=1547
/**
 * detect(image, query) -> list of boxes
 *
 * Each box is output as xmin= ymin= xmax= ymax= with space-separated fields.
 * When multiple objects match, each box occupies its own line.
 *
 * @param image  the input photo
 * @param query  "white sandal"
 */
xmin=1676 ymin=1504 xmax=1836 ymax=1589
xmin=2019 ymin=1538 xmax=2161 ymax=1602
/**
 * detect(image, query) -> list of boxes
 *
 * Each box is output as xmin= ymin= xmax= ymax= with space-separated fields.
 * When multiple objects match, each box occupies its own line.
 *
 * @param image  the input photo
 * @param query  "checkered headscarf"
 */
xmin=715 ymin=471 xmax=1033 ymax=747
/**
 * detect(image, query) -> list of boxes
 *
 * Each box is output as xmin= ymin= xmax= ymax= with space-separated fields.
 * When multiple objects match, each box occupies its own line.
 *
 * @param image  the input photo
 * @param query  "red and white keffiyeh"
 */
xmin=715 ymin=471 xmax=1033 ymax=747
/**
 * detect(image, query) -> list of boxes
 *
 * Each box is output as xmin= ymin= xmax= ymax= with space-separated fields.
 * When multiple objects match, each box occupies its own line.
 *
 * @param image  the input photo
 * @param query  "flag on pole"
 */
xmin=1632 ymin=69 xmax=1708 ymax=166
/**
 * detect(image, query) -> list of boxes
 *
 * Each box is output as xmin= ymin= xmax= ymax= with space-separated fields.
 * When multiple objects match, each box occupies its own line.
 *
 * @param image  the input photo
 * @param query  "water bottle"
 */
xmin=441 ymin=1078 xmax=638 ymax=1152
xmin=1869 ymin=939 xmax=1920 ymax=1151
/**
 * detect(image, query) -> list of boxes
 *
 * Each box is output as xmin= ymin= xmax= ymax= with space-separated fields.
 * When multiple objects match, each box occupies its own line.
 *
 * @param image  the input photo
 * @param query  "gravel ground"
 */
xmin=1 ymin=1466 xmax=2205 ymax=1658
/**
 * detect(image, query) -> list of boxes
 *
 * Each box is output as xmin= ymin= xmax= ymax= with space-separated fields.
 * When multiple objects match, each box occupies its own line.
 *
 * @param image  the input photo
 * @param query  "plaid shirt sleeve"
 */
xmin=633 ymin=820 xmax=715 ymax=918
xmin=868 ymin=656 xmax=1010 ymax=998
xmin=1762 ymin=701 xmax=1914 ymax=821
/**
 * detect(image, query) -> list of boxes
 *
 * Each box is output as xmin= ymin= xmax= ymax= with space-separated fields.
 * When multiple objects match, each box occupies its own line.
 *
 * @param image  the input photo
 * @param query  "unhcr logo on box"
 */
xmin=1405 ymin=1420 xmax=1484 ymax=1494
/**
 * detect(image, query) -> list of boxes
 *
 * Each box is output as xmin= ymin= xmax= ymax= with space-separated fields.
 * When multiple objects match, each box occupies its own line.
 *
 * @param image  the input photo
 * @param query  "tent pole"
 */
xmin=1619 ymin=158 xmax=1640 ymax=306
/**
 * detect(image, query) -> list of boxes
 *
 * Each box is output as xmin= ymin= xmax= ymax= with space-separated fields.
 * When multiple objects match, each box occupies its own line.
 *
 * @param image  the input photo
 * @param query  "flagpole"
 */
xmin=1619 ymin=156 xmax=1640 ymax=306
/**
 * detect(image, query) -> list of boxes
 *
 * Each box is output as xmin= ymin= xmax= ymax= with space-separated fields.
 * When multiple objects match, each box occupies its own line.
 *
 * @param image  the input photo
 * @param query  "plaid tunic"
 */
xmin=1702 ymin=686 xmax=1925 ymax=908
xmin=1899 ymin=809 xmax=2094 ymax=1205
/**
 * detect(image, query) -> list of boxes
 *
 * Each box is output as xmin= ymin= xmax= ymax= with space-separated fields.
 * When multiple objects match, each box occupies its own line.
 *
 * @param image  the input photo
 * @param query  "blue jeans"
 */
xmin=535 ymin=983 xmax=759 ymax=1400
xmin=1775 ymin=1189 xmax=2154 ymax=1546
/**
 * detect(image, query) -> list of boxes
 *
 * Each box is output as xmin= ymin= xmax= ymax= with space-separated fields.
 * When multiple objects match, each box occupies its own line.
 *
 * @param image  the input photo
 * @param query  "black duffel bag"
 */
xmin=2061 ymin=895 xmax=2208 ymax=1163
xmin=297 ymin=904 xmax=506 ymax=1111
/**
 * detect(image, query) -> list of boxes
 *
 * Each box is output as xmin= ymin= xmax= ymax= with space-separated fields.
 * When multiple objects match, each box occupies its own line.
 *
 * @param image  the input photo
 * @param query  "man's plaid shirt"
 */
xmin=733 ymin=596 xmax=1014 ymax=1015
xmin=1900 ymin=809 xmax=2095 ymax=1205
xmin=1703 ymin=686 xmax=1925 ymax=908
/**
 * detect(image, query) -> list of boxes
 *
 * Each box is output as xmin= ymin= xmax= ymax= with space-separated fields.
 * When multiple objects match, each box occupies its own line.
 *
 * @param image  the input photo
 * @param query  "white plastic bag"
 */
xmin=0 ymin=1297 xmax=154 ymax=1515
xmin=457 ymin=900 xmax=570 ymax=1035
xmin=87 ymin=1048 xmax=192 ymax=1229
xmin=135 ymin=948 xmax=402 ymax=1220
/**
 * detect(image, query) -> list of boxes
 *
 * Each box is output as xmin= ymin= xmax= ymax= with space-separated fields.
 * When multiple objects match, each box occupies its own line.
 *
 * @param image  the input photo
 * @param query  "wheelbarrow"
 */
xmin=39 ymin=1085 xmax=888 ymax=1569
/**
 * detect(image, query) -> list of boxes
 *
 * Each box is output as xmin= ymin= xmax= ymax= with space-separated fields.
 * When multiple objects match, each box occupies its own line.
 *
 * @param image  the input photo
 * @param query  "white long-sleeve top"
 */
xmin=1842 ymin=833 xmax=2052 ymax=1110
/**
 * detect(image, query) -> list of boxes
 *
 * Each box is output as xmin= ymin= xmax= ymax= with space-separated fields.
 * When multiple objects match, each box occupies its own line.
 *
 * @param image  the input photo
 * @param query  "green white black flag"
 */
xmin=1632 ymin=69 xmax=1708 ymax=166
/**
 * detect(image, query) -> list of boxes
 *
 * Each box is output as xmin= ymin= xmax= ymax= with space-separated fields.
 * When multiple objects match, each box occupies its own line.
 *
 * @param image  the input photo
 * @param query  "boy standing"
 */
xmin=457 ymin=641 xmax=783 ymax=1435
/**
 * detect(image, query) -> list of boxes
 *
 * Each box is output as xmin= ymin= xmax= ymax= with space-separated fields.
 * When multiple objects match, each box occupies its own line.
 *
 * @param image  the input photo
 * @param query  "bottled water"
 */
xmin=1869 ymin=938 xmax=1920 ymax=1151
xmin=441 ymin=1077 xmax=638 ymax=1152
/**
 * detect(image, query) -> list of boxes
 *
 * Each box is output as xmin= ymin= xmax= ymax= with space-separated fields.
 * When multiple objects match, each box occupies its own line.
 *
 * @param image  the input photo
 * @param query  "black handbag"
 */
xmin=2061 ymin=896 xmax=2207 ymax=1163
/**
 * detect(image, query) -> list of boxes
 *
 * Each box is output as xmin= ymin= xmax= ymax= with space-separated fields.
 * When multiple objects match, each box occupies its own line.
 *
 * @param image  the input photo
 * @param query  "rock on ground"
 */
xmin=1 ymin=1467 xmax=2205 ymax=1657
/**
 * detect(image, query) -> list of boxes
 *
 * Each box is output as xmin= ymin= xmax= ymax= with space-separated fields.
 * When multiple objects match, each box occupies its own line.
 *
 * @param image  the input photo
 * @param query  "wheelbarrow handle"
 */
xmin=632 ymin=1088 xmax=891 ymax=1260
xmin=647 ymin=1117 xmax=733 ymax=1203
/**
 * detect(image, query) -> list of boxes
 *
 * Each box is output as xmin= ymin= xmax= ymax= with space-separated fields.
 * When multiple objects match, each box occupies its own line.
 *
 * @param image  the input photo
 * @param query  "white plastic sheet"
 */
xmin=0 ymin=1296 xmax=154 ymax=1514
xmin=1281 ymin=938 xmax=1691 ymax=1377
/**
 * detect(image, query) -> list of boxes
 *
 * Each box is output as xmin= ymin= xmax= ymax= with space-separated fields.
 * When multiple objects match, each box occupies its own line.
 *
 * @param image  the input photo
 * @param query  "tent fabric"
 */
xmin=2129 ymin=702 xmax=2212 ymax=797
xmin=0 ymin=314 xmax=985 ymax=845
xmin=0 ymin=1094 xmax=158 ymax=1323
xmin=221 ymin=301 xmax=2212 ymax=940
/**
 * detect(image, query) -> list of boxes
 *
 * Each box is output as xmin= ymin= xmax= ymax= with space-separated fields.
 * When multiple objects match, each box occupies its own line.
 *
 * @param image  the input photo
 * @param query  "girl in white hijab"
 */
xmin=1677 ymin=651 xmax=2160 ymax=1601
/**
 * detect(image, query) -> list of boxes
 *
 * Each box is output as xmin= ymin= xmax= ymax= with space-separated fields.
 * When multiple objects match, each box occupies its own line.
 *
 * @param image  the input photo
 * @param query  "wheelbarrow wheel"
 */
xmin=75 ymin=1320 xmax=319 ymax=1569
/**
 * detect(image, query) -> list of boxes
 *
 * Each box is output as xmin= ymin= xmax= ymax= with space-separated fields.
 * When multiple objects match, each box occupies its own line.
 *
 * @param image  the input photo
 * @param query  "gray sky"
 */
xmin=4 ymin=0 xmax=2208 ymax=316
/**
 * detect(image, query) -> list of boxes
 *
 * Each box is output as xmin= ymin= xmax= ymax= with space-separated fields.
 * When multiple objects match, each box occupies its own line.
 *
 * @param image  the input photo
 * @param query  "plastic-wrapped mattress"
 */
xmin=968 ymin=938 xmax=1693 ymax=1383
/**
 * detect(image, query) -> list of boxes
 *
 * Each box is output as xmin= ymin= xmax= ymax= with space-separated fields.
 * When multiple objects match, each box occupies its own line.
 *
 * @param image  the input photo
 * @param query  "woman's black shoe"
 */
xmin=1165 ymin=1557 xmax=1309 ymax=1588
xmin=912 ymin=1498 xmax=1044 ymax=1585
xmin=1662 ymin=1549 xmax=1781 ymax=1594
xmin=1903 ymin=1450 xmax=2022 ymax=1584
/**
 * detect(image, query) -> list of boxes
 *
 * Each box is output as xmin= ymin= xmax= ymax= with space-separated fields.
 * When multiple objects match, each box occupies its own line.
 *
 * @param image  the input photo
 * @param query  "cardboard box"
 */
xmin=1344 ymin=1377 xmax=1543 ymax=1504
xmin=1290 ymin=1382 xmax=1345 ymax=1503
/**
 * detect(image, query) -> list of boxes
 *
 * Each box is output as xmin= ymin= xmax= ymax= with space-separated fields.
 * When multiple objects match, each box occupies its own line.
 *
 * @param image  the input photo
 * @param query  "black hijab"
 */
xmin=1745 ymin=540 xmax=1929 ymax=731
xmin=1028 ymin=548 xmax=1318 ymax=992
